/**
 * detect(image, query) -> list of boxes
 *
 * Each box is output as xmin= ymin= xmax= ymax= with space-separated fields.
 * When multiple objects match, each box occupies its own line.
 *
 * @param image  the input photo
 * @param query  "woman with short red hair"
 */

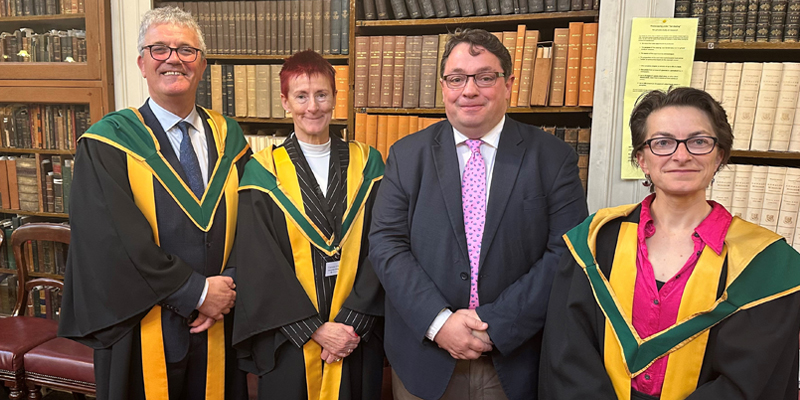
xmin=232 ymin=50 xmax=386 ymax=400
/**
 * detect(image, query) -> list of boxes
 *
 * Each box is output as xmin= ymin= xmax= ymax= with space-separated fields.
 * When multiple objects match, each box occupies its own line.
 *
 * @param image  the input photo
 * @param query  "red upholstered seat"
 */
xmin=0 ymin=317 xmax=58 ymax=373
xmin=24 ymin=337 xmax=95 ymax=389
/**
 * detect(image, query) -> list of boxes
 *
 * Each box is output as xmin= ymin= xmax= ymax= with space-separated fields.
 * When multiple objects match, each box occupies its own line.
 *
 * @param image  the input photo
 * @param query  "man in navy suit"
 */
xmin=369 ymin=29 xmax=588 ymax=400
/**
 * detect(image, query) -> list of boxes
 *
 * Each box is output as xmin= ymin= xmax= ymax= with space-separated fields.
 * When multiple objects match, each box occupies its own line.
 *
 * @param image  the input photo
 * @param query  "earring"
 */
xmin=642 ymin=174 xmax=652 ymax=187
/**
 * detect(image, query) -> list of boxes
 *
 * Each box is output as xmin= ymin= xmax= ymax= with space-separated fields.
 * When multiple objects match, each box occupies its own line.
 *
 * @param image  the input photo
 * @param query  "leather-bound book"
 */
xmin=331 ymin=0 xmax=340 ymax=53
xmin=354 ymin=36 xmax=370 ymax=107
xmin=390 ymin=0 xmax=410 ymax=18
xmin=418 ymin=35 xmax=439 ymax=108
xmin=530 ymin=46 xmax=552 ymax=106
xmin=517 ymin=30 xmax=540 ymax=107
xmin=528 ymin=0 xmax=544 ymax=12
xmin=404 ymin=0 xmax=422 ymax=18
xmin=557 ymin=0 xmax=569 ymax=11
xmin=445 ymin=0 xmax=461 ymax=15
xmin=432 ymin=0 xmax=449 ymax=16
xmin=363 ymin=0 xmax=377 ymax=19
xmin=403 ymin=36 xmax=423 ymax=108
xmin=376 ymin=0 xmax=393 ymax=18
xmin=313 ymin=0 xmax=322 ymax=51
xmin=548 ymin=28 xmax=569 ymax=107
xmin=367 ymin=35 xmax=384 ymax=107
xmin=418 ymin=0 xmax=437 ymax=17
xmin=578 ymin=22 xmax=598 ymax=107
xmin=392 ymin=36 xmax=407 ymax=108
xmin=473 ymin=0 xmax=489 ymax=15
xmin=458 ymin=0 xmax=475 ymax=16
xmin=322 ymin=0 xmax=330 ymax=53
xmin=380 ymin=36 xmax=396 ymax=107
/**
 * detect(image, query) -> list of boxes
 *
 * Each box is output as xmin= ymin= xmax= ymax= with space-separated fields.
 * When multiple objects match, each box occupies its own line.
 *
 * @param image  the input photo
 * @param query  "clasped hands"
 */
xmin=312 ymin=322 xmax=360 ymax=364
xmin=434 ymin=309 xmax=493 ymax=360
xmin=190 ymin=276 xmax=237 ymax=333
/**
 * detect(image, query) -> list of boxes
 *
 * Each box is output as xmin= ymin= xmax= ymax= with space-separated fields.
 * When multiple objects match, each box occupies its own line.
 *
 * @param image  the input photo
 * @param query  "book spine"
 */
xmin=706 ymin=0 xmax=722 ymax=42
xmin=719 ymin=0 xmax=735 ymax=40
xmin=392 ymin=36 xmax=406 ymax=108
xmin=380 ymin=36 xmax=395 ymax=107
xmin=529 ymin=0 xmax=544 ymax=12
xmin=786 ymin=0 xmax=800 ymax=42
xmin=330 ymin=0 xmax=340 ymax=53
xmin=404 ymin=0 xmax=422 ymax=17
xmin=473 ymin=0 xmax=488 ymax=14
xmin=390 ymin=0 xmax=409 ymax=17
xmin=340 ymin=0 xmax=349 ymax=54
xmin=445 ymin=0 xmax=461 ymax=15
xmin=417 ymin=0 xmax=437 ymax=17
xmin=675 ymin=0 xmax=691 ymax=16
xmin=693 ymin=0 xmax=707 ymax=41
xmin=354 ymin=36 xmax=369 ymax=108
xmin=363 ymin=0 xmax=376 ymax=19
xmin=458 ymin=0 xmax=474 ymax=15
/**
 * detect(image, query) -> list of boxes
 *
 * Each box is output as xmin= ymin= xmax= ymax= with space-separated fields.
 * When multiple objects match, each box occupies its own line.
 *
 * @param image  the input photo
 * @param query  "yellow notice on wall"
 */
xmin=621 ymin=18 xmax=698 ymax=179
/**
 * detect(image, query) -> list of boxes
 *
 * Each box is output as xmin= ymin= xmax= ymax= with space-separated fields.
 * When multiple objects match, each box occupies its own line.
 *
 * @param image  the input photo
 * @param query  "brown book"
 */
xmin=397 ymin=115 xmax=410 ymax=140
xmin=578 ymin=22 xmax=598 ymax=107
xmin=386 ymin=115 xmax=400 ymax=152
xmin=313 ymin=0 xmax=323 ymax=52
xmin=563 ymin=127 xmax=578 ymax=151
xmin=368 ymin=36 xmax=384 ymax=108
xmin=392 ymin=36 xmax=406 ymax=108
xmin=256 ymin=64 xmax=271 ymax=118
xmin=380 ymin=36 xmax=395 ymax=108
xmin=354 ymin=113 xmax=367 ymax=143
xmin=407 ymin=115 xmax=420 ymax=135
xmin=418 ymin=35 xmax=439 ymax=108
xmin=565 ymin=22 xmax=583 ymax=107
xmin=548 ymin=28 xmax=569 ymax=107
xmin=376 ymin=115 xmax=389 ymax=159
xmin=516 ymin=30 xmax=539 ymax=108
xmin=247 ymin=65 xmax=258 ymax=117
xmin=234 ymin=65 xmax=248 ymax=117
xmin=530 ymin=46 xmax=552 ymax=107
xmin=577 ymin=127 xmax=591 ymax=191
xmin=6 ymin=157 xmax=19 ymax=209
xmin=248 ymin=1 xmax=258 ymax=54
xmin=198 ymin=2 xmax=211 ymax=55
xmin=434 ymin=33 xmax=448 ymax=108
xmin=403 ymin=36 xmax=423 ymax=108
xmin=257 ymin=1 xmax=267 ymax=54
xmin=323 ymin=0 xmax=331 ymax=54
xmin=220 ymin=2 xmax=231 ymax=55
xmin=305 ymin=0 xmax=314 ymax=51
xmin=354 ymin=36 xmax=370 ymax=108
xmin=291 ymin=0 xmax=300 ymax=53
xmin=234 ymin=1 xmax=243 ymax=54
xmin=270 ymin=0 xmax=279 ymax=54
xmin=0 ymin=159 xmax=9 ymax=209
xmin=270 ymin=64 xmax=285 ymax=118
xmin=366 ymin=114 xmax=378 ymax=148
xmin=277 ymin=0 xmax=286 ymax=54
xmin=509 ymin=24 xmax=526 ymax=107
xmin=334 ymin=65 xmax=349 ymax=120
xmin=211 ymin=64 xmax=224 ymax=113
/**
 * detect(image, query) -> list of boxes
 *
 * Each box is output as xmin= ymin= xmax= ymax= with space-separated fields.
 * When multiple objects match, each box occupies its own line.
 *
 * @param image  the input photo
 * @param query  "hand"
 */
xmin=189 ymin=312 xmax=216 ymax=334
xmin=434 ymin=309 xmax=492 ymax=360
xmin=320 ymin=349 xmax=343 ymax=364
xmin=197 ymin=276 xmax=236 ymax=321
xmin=311 ymin=322 xmax=360 ymax=359
xmin=460 ymin=309 xmax=493 ymax=345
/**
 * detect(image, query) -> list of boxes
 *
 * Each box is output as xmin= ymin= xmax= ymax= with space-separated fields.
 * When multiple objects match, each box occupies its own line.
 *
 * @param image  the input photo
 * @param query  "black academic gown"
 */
xmin=231 ymin=136 xmax=385 ymax=400
xmin=539 ymin=209 xmax=800 ymax=400
xmin=58 ymin=104 xmax=251 ymax=400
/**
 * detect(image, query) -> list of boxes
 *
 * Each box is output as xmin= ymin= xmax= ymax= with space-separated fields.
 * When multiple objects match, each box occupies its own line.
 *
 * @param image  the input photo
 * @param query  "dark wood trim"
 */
xmin=0 ymin=209 xmax=69 ymax=218
xmin=356 ymin=10 xmax=599 ymax=27
xmin=0 ymin=148 xmax=76 ymax=155
xmin=0 ymin=13 xmax=86 ymax=23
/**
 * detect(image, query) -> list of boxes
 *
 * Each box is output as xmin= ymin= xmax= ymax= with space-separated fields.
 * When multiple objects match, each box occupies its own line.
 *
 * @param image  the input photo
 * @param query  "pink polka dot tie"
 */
xmin=462 ymin=139 xmax=486 ymax=309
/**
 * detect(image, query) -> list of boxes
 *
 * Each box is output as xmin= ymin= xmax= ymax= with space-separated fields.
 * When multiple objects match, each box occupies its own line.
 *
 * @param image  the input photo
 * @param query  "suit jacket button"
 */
xmin=460 ymin=272 xmax=469 ymax=280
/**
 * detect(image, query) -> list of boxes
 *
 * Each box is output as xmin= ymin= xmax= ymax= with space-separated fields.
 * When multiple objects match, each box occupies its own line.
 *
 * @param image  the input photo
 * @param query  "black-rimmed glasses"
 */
xmin=442 ymin=72 xmax=505 ymax=89
xmin=143 ymin=44 xmax=202 ymax=63
xmin=645 ymin=136 xmax=718 ymax=156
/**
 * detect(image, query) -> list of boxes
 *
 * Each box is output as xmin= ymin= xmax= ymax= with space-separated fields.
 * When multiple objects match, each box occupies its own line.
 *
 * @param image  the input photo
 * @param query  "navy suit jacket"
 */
xmin=369 ymin=117 xmax=588 ymax=400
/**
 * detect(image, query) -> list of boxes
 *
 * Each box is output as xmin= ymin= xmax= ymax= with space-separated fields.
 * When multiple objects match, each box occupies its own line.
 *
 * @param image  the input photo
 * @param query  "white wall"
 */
xmin=587 ymin=0 xmax=675 ymax=212
xmin=109 ymin=0 xmax=151 ymax=111
xmin=108 ymin=0 xmax=677 ymax=212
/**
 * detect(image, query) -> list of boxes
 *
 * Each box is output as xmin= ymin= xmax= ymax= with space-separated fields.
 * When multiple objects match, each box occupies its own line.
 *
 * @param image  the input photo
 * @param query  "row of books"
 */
xmin=0 ymin=155 xmax=73 ymax=214
xmin=676 ymin=0 xmax=800 ymax=43
xmin=707 ymin=164 xmax=800 ymax=250
xmin=195 ymin=64 xmax=350 ymax=120
xmin=690 ymin=61 xmax=800 ymax=152
xmin=0 ymin=29 xmax=88 ymax=63
xmin=157 ymin=0 xmax=351 ymax=56
xmin=26 ymin=286 xmax=61 ymax=320
xmin=354 ymin=24 xmax=598 ymax=110
xmin=540 ymin=125 xmax=591 ymax=191
xmin=0 ymin=104 xmax=89 ymax=150
xmin=245 ymin=132 xmax=288 ymax=153
xmin=0 ymin=274 xmax=17 ymax=316
xmin=353 ymin=112 xmax=445 ymax=159
xmin=364 ymin=0 xmax=599 ymax=20
xmin=0 ymin=0 xmax=85 ymax=17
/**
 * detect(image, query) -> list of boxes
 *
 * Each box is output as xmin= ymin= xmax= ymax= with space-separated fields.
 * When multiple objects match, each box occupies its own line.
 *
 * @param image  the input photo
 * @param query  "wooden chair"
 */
xmin=10 ymin=223 xmax=94 ymax=400
xmin=0 ymin=226 xmax=61 ymax=400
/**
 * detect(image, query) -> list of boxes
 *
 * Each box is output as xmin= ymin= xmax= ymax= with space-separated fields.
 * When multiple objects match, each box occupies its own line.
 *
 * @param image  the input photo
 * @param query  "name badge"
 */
xmin=325 ymin=261 xmax=340 ymax=277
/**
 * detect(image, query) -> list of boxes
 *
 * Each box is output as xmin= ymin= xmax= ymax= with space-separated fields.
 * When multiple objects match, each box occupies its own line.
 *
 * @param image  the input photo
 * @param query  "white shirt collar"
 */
xmin=147 ymin=98 xmax=202 ymax=133
xmin=452 ymin=116 xmax=505 ymax=149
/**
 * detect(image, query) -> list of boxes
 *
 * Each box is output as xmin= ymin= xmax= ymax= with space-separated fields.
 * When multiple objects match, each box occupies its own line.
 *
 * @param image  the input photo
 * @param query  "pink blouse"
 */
xmin=630 ymin=194 xmax=732 ymax=396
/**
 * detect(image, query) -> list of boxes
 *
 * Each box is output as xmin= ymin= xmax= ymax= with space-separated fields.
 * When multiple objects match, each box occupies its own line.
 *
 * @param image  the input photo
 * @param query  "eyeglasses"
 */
xmin=442 ymin=72 xmax=505 ymax=89
xmin=143 ymin=44 xmax=202 ymax=63
xmin=645 ymin=136 xmax=718 ymax=156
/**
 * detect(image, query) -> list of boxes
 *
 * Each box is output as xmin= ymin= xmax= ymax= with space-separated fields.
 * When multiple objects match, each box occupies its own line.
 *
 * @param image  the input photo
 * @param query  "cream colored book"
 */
xmin=247 ymin=65 xmax=257 ymax=118
xmin=750 ymin=63 xmax=783 ymax=151
xmin=270 ymin=64 xmax=285 ymax=118
xmin=690 ymin=61 xmax=707 ymax=90
xmin=234 ymin=65 xmax=248 ymax=117
xmin=776 ymin=167 xmax=800 ymax=244
xmin=789 ymin=92 xmax=800 ymax=152
xmin=730 ymin=164 xmax=752 ymax=219
xmin=721 ymin=63 xmax=742 ymax=127
xmin=745 ymin=165 xmax=769 ymax=225
xmin=759 ymin=166 xmax=787 ymax=231
xmin=711 ymin=165 xmax=735 ymax=210
xmin=704 ymin=62 xmax=726 ymax=102
xmin=732 ymin=63 xmax=763 ymax=150
xmin=769 ymin=63 xmax=800 ymax=151
xmin=255 ymin=65 xmax=271 ymax=118
xmin=211 ymin=64 xmax=224 ymax=114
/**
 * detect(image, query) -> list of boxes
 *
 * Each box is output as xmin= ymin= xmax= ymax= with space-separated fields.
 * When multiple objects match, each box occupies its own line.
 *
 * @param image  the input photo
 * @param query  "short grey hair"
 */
xmin=137 ymin=6 xmax=206 ymax=56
